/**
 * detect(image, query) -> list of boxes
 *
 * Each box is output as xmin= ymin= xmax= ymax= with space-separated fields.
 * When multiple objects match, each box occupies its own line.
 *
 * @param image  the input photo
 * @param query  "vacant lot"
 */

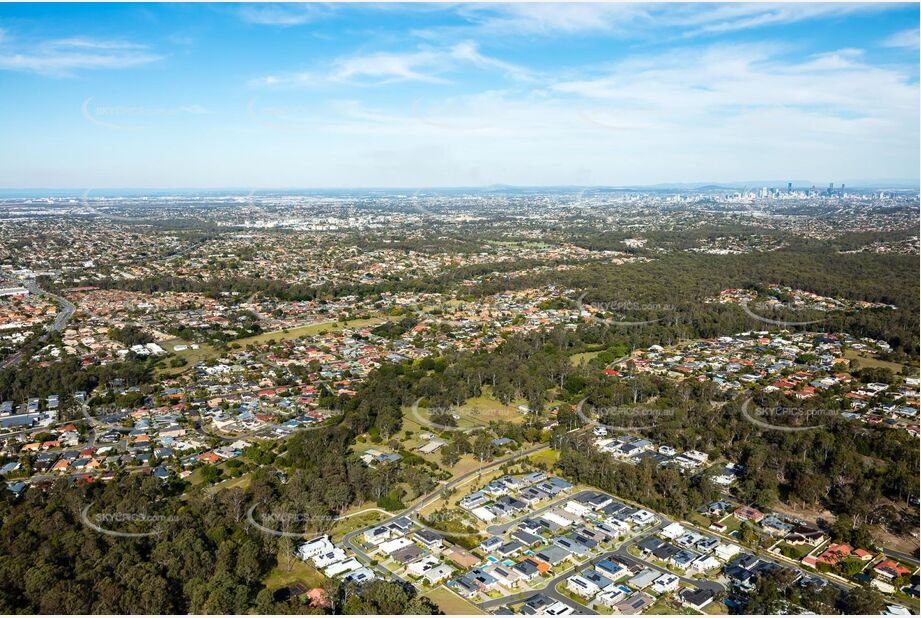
xmin=158 ymin=337 xmax=220 ymax=375
xmin=409 ymin=390 xmax=527 ymax=432
xmin=329 ymin=508 xmax=389 ymax=543
xmin=235 ymin=316 xmax=386 ymax=347
xmin=262 ymin=551 xmax=325 ymax=592
xmin=844 ymin=348 xmax=910 ymax=373
xmin=528 ymin=448 xmax=560 ymax=468
xmin=204 ymin=471 xmax=252 ymax=495
xmin=424 ymin=586 xmax=485 ymax=615
xmin=569 ymin=350 xmax=602 ymax=367
xmin=646 ymin=596 xmax=698 ymax=615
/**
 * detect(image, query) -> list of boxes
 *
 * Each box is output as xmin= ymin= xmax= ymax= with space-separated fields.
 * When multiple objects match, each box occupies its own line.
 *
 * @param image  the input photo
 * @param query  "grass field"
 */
xmin=329 ymin=509 xmax=389 ymax=543
xmin=717 ymin=515 xmax=745 ymax=536
xmin=392 ymin=390 xmax=528 ymax=474
xmin=203 ymin=471 xmax=252 ymax=494
xmin=424 ymin=586 xmax=485 ymax=615
xmin=158 ymin=337 xmax=220 ymax=375
xmin=528 ymin=448 xmax=560 ymax=468
xmin=843 ymin=349 xmax=910 ymax=373
xmin=234 ymin=317 xmax=386 ymax=347
xmin=262 ymin=551 xmax=325 ymax=592
xmin=646 ymin=597 xmax=699 ymax=615
xmin=704 ymin=600 xmax=729 ymax=614
xmin=407 ymin=390 xmax=528 ymax=433
xmin=687 ymin=512 xmax=715 ymax=529
xmin=418 ymin=467 xmax=505 ymax=516
xmin=774 ymin=541 xmax=814 ymax=560
xmin=569 ymin=350 xmax=602 ymax=367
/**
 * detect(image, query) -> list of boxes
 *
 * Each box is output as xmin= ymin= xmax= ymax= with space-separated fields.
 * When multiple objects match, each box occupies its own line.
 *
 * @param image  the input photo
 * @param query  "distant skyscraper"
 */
xmin=787 ymin=182 xmax=792 ymax=193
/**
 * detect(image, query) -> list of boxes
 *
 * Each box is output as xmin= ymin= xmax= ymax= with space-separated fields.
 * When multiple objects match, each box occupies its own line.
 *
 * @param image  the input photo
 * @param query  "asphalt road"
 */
xmin=341 ymin=443 xmax=550 ymax=574
xmin=717 ymin=489 xmax=920 ymax=568
xmin=0 ymin=280 xmax=75 ymax=369
xmin=484 ymin=490 xmax=599 ymax=537
xmin=476 ymin=520 xmax=726 ymax=614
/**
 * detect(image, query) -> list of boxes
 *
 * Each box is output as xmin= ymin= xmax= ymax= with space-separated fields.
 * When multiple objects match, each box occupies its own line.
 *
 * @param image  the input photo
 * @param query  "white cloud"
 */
xmin=0 ymin=35 xmax=161 ymax=76
xmin=237 ymin=3 xmax=326 ymax=26
xmin=252 ymin=41 xmax=531 ymax=87
xmin=250 ymin=71 xmax=317 ymax=88
xmin=549 ymin=44 xmax=918 ymax=118
xmin=669 ymin=3 xmax=885 ymax=37
xmin=332 ymin=49 xmax=448 ymax=84
xmin=457 ymin=3 xmax=649 ymax=36
xmin=446 ymin=3 xmax=891 ymax=40
xmin=882 ymin=27 xmax=920 ymax=49
xmin=238 ymin=40 xmax=918 ymax=185
xmin=448 ymin=41 xmax=534 ymax=82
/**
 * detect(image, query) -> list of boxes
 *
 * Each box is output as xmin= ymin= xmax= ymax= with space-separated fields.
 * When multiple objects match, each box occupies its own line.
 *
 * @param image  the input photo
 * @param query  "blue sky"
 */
xmin=0 ymin=2 xmax=918 ymax=189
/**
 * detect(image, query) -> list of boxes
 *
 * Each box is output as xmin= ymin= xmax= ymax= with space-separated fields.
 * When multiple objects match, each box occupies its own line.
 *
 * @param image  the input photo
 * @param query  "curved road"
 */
xmin=1 ymin=280 xmax=75 ymax=368
xmin=476 ymin=520 xmax=726 ymax=614
xmin=342 ymin=443 xmax=550 ymax=572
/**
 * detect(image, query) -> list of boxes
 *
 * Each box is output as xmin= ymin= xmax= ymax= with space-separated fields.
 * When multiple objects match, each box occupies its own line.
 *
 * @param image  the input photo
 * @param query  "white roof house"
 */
xmin=407 ymin=556 xmax=440 ymax=576
xmin=651 ymin=573 xmax=680 ymax=594
xmin=313 ymin=547 xmax=348 ymax=568
xmin=297 ymin=535 xmax=335 ymax=560
xmin=567 ymin=575 xmax=600 ymax=598
xmin=423 ymin=564 xmax=454 ymax=585
xmin=544 ymin=510 xmax=576 ymax=528
xmin=630 ymin=509 xmax=656 ymax=526
xmin=563 ymin=500 xmax=592 ymax=518
xmin=688 ymin=555 xmax=721 ymax=574
xmin=418 ymin=439 xmax=445 ymax=454
xmin=378 ymin=537 xmax=414 ymax=555
xmin=714 ymin=542 xmax=741 ymax=561
xmin=472 ymin=506 xmax=497 ymax=522
xmin=324 ymin=557 xmax=362 ymax=577
xmin=661 ymin=522 xmax=686 ymax=540
xmin=364 ymin=525 xmax=392 ymax=545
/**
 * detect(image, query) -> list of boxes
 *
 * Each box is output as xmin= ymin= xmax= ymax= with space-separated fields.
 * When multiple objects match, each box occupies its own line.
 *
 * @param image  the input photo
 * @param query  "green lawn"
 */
xmin=329 ymin=510 xmax=388 ymax=543
xmin=262 ymin=551 xmax=325 ymax=591
xmin=646 ymin=598 xmax=699 ymax=615
xmin=203 ymin=471 xmax=252 ymax=495
xmin=569 ymin=351 xmax=602 ymax=367
xmin=775 ymin=542 xmax=814 ymax=560
xmin=718 ymin=516 xmax=744 ymax=536
xmin=234 ymin=317 xmax=386 ymax=347
xmin=704 ymin=600 xmax=728 ymax=614
xmin=157 ymin=337 xmax=220 ymax=375
xmin=843 ymin=349 xmax=911 ymax=373
xmin=528 ymin=448 xmax=560 ymax=468
xmin=410 ymin=389 xmax=527 ymax=432
xmin=424 ymin=586 xmax=485 ymax=615
xmin=687 ymin=512 xmax=716 ymax=529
